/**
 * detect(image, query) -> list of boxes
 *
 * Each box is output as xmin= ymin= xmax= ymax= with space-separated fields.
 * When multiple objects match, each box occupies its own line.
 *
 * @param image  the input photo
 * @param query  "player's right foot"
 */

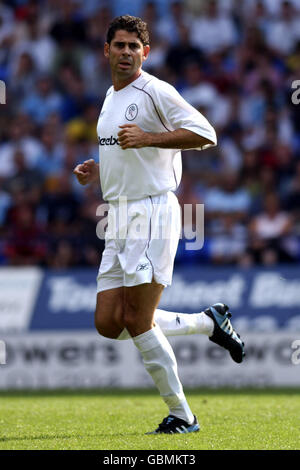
xmin=146 ymin=415 xmax=200 ymax=434
xmin=204 ymin=303 xmax=245 ymax=363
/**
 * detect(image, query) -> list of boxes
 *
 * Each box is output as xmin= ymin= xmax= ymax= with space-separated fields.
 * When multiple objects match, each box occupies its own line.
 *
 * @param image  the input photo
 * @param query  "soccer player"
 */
xmin=74 ymin=15 xmax=245 ymax=434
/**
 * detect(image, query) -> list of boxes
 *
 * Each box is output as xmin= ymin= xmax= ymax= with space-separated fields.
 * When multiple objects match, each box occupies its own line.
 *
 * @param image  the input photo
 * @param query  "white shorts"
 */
xmin=97 ymin=191 xmax=181 ymax=292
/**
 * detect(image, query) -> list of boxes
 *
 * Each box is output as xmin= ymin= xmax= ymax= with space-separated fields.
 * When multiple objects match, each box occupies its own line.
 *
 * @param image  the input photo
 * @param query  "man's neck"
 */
xmin=112 ymin=70 xmax=142 ymax=91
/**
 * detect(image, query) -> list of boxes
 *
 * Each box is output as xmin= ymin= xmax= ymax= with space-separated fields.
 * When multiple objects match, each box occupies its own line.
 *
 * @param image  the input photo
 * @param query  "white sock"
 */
xmin=132 ymin=324 xmax=194 ymax=424
xmin=117 ymin=309 xmax=214 ymax=340
xmin=155 ymin=309 xmax=214 ymax=336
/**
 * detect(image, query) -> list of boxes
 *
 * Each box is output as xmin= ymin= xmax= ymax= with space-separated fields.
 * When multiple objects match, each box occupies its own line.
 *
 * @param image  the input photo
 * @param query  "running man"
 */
xmin=74 ymin=15 xmax=245 ymax=434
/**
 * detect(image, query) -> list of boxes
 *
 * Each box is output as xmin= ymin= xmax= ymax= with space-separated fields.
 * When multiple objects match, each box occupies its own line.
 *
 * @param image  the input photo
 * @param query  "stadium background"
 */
xmin=0 ymin=0 xmax=300 ymax=389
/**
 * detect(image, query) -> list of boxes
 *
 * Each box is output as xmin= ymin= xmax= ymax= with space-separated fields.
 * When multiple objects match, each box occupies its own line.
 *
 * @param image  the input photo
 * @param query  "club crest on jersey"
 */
xmin=125 ymin=103 xmax=138 ymax=121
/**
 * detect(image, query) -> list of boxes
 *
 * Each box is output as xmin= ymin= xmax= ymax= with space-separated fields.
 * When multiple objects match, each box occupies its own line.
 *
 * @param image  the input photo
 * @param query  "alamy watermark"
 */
xmin=95 ymin=199 xmax=204 ymax=250
xmin=291 ymin=80 xmax=300 ymax=105
xmin=0 ymin=340 xmax=6 ymax=365
xmin=291 ymin=340 xmax=300 ymax=365
xmin=0 ymin=80 xmax=6 ymax=104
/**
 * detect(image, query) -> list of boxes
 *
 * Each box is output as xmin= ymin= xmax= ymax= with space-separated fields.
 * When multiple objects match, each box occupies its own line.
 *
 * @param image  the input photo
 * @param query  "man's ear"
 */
xmin=143 ymin=44 xmax=150 ymax=62
xmin=104 ymin=42 xmax=110 ymax=58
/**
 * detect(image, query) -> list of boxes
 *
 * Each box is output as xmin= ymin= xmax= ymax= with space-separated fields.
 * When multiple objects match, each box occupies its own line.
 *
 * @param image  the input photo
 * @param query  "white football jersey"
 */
xmin=97 ymin=70 xmax=217 ymax=202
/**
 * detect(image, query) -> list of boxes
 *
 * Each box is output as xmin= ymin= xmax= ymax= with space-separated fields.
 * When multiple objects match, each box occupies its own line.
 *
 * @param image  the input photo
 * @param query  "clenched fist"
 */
xmin=73 ymin=159 xmax=99 ymax=185
xmin=118 ymin=124 xmax=152 ymax=149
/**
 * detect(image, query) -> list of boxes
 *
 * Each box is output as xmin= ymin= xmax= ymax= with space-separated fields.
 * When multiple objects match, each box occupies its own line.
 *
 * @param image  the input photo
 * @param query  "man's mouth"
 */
xmin=118 ymin=61 xmax=132 ymax=69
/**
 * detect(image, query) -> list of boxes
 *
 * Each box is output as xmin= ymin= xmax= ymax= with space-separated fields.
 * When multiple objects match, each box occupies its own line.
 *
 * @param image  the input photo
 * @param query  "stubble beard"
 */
xmin=114 ymin=63 xmax=141 ymax=83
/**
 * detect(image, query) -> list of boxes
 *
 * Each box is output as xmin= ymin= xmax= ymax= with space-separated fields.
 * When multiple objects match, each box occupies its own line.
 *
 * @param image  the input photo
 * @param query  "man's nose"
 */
xmin=122 ymin=44 xmax=131 ymax=55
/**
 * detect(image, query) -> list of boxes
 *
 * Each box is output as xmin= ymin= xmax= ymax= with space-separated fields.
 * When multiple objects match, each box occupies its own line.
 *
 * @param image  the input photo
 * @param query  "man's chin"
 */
xmin=116 ymin=68 xmax=138 ymax=79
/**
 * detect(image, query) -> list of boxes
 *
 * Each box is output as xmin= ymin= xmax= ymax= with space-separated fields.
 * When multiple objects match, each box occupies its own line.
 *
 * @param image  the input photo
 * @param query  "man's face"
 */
xmin=104 ymin=29 xmax=150 ymax=80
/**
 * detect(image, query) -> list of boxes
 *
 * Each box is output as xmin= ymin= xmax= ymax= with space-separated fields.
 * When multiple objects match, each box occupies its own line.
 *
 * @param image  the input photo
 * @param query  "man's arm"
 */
xmin=73 ymin=159 xmax=99 ymax=185
xmin=118 ymin=124 xmax=214 ymax=150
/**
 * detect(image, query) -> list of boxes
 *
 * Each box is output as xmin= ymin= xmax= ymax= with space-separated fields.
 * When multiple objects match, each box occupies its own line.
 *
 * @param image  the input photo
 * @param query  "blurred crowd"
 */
xmin=0 ymin=0 xmax=300 ymax=268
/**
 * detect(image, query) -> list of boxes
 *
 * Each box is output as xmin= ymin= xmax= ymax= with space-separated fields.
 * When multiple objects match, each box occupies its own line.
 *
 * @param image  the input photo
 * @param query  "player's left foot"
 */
xmin=204 ymin=303 xmax=245 ymax=363
xmin=146 ymin=415 xmax=200 ymax=434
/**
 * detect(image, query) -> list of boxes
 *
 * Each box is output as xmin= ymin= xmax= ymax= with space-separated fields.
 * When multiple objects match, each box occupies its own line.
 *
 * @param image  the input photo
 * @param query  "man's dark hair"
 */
xmin=106 ymin=15 xmax=150 ymax=46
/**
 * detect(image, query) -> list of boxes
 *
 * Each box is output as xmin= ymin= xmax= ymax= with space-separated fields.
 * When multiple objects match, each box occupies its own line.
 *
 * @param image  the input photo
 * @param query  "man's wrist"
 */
xmin=92 ymin=164 xmax=99 ymax=182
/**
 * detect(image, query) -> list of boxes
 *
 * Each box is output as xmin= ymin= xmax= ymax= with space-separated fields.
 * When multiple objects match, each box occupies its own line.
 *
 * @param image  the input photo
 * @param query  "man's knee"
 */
xmin=94 ymin=306 xmax=124 ymax=339
xmin=94 ymin=315 xmax=121 ymax=339
xmin=123 ymin=304 xmax=154 ymax=337
xmin=94 ymin=288 xmax=124 ymax=339
xmin=123 ymin=295 xmax=138 ymax=331
xmin=123 ymin=309 xmax=137 ymax=334
xmin=123 ymin=282 xmax=163 ymax=336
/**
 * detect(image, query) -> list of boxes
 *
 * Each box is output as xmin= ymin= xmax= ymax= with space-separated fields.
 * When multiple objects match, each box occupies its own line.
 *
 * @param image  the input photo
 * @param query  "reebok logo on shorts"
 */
xmin=98 ymin=135 xmax=119 ymax=146
xmin=136 ymin=263 xmax=150 ymax=271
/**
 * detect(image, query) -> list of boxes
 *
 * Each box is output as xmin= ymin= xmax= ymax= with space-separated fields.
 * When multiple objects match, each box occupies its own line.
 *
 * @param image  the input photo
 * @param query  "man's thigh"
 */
xmin=97 ymin=236 xmax=124 ymax=293
xmin=95 ymin=287 xmax=124 ymax=338
xmin=123 ymin=280 xmax=164 ymax=336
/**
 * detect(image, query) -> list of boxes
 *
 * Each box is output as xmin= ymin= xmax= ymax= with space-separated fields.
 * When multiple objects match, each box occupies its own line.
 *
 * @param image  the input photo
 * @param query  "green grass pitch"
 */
xmin=0 ymin=388 xmax=299 ymax=450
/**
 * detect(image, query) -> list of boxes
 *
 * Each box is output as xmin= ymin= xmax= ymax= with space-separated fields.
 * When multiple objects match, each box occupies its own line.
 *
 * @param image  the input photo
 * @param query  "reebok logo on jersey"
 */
xmin=98 ymin=136 xmax=120 ymax=146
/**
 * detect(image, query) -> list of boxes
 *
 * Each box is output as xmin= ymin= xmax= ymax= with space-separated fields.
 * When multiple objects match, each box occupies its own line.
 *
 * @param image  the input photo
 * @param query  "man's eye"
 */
xmin=114 ymin=42 xmax=140 ymax=50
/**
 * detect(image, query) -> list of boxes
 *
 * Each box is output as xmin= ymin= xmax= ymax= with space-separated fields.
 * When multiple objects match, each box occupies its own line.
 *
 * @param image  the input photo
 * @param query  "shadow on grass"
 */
xmin=0 ymin=387 xmax=299 ymax=399
xmin=0 ymin=434 xmax=74 ymax=443
xmin=0 ymin=432 xmax=141 ymax=443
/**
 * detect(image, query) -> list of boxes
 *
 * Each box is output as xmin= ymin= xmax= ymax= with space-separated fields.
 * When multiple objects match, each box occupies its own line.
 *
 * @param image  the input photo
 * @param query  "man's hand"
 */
xmin=73 ymin=159 xmax=99 ymax=185
xmin=118 ymin=124 xmax=151 ymax=149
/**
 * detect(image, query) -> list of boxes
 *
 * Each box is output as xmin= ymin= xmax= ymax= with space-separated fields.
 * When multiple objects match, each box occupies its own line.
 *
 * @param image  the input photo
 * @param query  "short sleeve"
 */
xmin=147 ymin=79 xmax=217 ymax=151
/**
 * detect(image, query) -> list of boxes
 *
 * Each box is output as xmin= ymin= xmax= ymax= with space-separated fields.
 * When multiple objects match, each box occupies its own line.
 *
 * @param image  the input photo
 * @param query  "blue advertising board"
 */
xmin=29 ymin=266 xmax=300 ymax=331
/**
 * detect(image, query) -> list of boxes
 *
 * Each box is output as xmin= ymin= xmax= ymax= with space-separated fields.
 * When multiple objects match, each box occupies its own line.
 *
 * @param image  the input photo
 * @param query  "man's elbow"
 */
xmin=201 ymin=134 xmax=217 ymax=148
xmin=205 ymin=137 xmax=217 ymax=146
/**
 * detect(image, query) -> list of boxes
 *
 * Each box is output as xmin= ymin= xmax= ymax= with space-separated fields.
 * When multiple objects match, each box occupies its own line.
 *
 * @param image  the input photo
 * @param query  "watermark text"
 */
xmin=291 ymin=340 xmax=300 ymax=365
xmin=0 ymin=80 xmax=6 ymax=104
xmin=291 ymin=80 xmax=300 ymax=105
xmin=95 ymin=199 xmax=204 ymax=250
xmin=0 ymin=340 xmax=6 ymax=365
